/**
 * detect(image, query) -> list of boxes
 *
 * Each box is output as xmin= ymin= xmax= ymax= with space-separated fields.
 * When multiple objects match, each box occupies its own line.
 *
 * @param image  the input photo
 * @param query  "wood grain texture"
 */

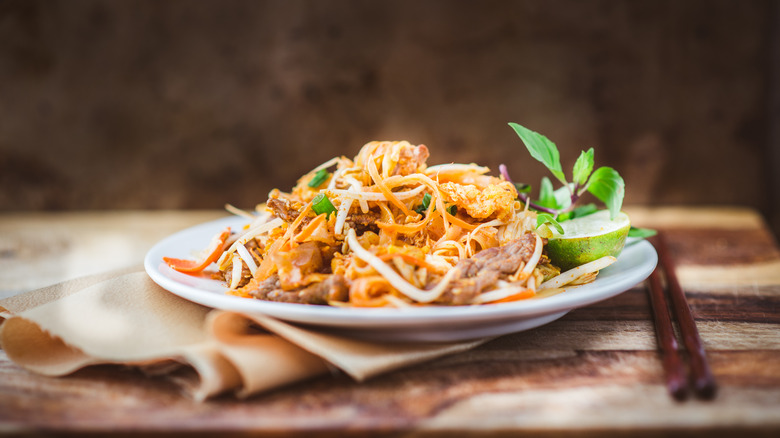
xmin=0 ymin=210 xmax=225 ymax=297
xmin=1 ymin=207 xmax=779 ymax=436
xmin=0 ymin=1 xmax=776 ymax=242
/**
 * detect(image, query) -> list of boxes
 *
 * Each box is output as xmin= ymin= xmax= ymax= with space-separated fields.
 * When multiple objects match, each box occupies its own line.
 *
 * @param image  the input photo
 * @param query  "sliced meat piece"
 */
xmin=296 ymin=275 xmax=349 ymax=304
xmin=248 ymin=274 xmax=282 ymax=300
xmin=346 ymin=210 xmax=381 ymax=233
xmin=468 ymin=233 xmax=536 ymax=274
xmin=249 ymin=274 xmax=349 ymax=305
xmin=267 ymin=197 xmax=303 ymax=222
xmin=436 ymin=233 xmax=539 ymax=305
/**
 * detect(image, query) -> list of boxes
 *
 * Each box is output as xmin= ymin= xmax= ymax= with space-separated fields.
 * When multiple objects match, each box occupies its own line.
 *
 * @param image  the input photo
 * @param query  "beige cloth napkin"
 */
xmin=0 ymin=266 xmax=486 ymax=400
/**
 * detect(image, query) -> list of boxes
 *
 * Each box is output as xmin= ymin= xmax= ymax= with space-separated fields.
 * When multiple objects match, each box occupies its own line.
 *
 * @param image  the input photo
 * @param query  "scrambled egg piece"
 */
xmin=439 ymin=180 xmax=517 ymax=221
xmin=355 ymin=141 xmax=429 ymax=176
xmin=392 ymin=143 xmax=429 ymax=176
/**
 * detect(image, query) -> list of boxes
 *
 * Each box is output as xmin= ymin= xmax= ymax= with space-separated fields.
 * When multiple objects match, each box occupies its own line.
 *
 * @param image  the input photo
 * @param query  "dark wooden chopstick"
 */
xmin=646 ymin=267 xmax=688 ymax=400
xmin=647 ymin=232 xmax=718 ymax=400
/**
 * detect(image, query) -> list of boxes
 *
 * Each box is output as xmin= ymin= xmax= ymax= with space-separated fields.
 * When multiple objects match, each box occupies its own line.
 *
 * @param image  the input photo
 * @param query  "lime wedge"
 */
xmin=544 ymin=210 xmax=631 ymax=271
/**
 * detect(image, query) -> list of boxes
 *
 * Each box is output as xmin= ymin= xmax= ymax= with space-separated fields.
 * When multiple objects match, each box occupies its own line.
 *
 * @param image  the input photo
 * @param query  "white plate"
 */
xmin=145 ymin=216 xmax=657 ymax=342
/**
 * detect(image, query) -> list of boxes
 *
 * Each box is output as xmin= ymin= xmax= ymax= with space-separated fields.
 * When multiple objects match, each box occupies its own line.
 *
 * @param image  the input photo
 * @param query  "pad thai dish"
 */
xmin=164 ymin=141 xmax=616 ymax=307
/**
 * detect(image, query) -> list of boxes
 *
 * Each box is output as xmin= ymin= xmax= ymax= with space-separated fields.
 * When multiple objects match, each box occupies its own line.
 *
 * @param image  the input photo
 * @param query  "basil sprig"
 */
xmin=506 ymin=122 xmax=625 ymax=220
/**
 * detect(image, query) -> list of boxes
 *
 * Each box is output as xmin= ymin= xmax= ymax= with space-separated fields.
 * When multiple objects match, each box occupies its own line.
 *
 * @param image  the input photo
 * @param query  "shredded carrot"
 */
xmin=378 ymin=252 xmax=436 ymax=270
xmin=226 ymin=288 xmax=252 ymax=298
xmin=376 ymin=214 xmax=432 ymax=234
xmin=389 ymin=173 xmax=451 ymax=234
xmin=376 ymin=202 xmax=396 ymax=223
xmin=348 ymin=276 xmax=394 ymax=307
xmin=444 ymin=210 xmax=477 ymax=230
xmin=252 ymin=238 xmax=282 ymax=281
xmin=490 ymin=289 xmax=535 ymax=304
xmin=280 ymin=200 xmax=313 ymax=250
xmin=294 ymin=213 xmax=327 ymax=242
xmin=366 ymin=154 xmax=414 ymax=216
xmin=234 ymin=273 xmax=263 ymax=297
xmin=164 ymin=228 xmax=230 ymax=273
xmin=432 ymin=239 xmax=467 ymax=259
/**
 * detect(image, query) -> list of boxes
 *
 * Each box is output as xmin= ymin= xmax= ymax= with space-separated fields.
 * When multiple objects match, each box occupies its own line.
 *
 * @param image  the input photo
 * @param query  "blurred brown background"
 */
xmin=1 ymin=0 xmax=779 ymax=237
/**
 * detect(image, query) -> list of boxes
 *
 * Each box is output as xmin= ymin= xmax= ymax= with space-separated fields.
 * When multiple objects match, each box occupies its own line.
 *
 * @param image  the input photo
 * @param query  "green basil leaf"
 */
xmin=556 ymin=203 xmax=596 ymax=222
xmin=553 ymin=184 xmax=573 ymax=211
xmin=509 ymin=123 xmax=566 ymax=184
xmin=414 ymin=193 xmax=432 ymax=214
xmin=514 ymin=182 xmax=532 ymax=194
xmin=628 ymin=226 xmax=657 ymax=238
xmin=537 ymin=213 xmax=564 ymax=234
xmin=586 ymin=166 xmax=625 ymax=219
xmin=537 ymin=177 xmax=557 ymax=208
xmin=569 ymin=203 xmax=598 ymax=219
xmin=572 ymin=148 xmax=594 ymax=186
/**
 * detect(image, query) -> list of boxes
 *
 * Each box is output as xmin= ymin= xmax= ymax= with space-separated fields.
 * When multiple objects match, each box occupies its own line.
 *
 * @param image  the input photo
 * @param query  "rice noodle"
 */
xmin=425 ymin=163 xmax=490 ymax=175
xmin=224 ymin=203 xmax=254 ymax=220
xmin=329 ymin=184 xmax=426 ymax=201
xmin=464 ymin=219 xmax=504 ymax=257
xmin=346 ymin=229 xmax=458 ymax=303
xmin=424 ymin=254 xmax=456 ymax=273
xmin=217 ymin=218 xmax=284 ymax=268
xmin=527 ymin=275 xmax=536 ymax=291
xmin=334 ymin=197 xmax=354 ymax=235
xmin=383 ymin=294 xmax=413 ymax=308
xmin=432 ymin=240 xmax=466 ymax=259
xmin=520 ymin=233 xmax=544 ymax=276
xmin=366 ymin=155 xmax=413 ymax=216
xmin=391 ymin=257 xmax=416 ymax=284
xmin=327 ymin=167 xmax=347 ymax=191
xmin=539 ymin=256 xmax=617 ymax=290
xmin=388 ymin=172 xmax=451 ymax=232
xmin=311 ymin=156 xmax=342 ymax=174
xmin=381 ymin=144 xmax=401 ymax=178
xmin=229 ymin=254 xmax=243 ymax=290
xmin=344 ymin=176 xmax=369 ymax=213
xmin=235 ymin=243 xmax=259 ymax=277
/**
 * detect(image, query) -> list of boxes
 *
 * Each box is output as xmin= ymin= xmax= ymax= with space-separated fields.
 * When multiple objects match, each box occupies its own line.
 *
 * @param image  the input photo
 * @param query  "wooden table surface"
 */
xmin=1 ymin=207 xmax=779 ymax=437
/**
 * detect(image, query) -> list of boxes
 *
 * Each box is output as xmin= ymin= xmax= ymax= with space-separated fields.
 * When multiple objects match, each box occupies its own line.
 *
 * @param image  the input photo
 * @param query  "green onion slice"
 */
xmin=308 ymin=169 xmax=330 ymax=188
xmin=311 ymin=193 xmax=337 ymax=216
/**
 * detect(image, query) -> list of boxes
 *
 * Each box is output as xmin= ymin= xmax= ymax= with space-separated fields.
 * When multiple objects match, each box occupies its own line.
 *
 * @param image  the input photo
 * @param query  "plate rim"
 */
xmin=144 ymin=215 xmax=657 ymax=329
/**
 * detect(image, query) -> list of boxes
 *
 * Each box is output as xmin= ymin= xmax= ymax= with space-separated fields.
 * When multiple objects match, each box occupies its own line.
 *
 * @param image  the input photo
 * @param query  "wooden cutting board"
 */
xmin=1 ymin=207 xmax=779 ymax=436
